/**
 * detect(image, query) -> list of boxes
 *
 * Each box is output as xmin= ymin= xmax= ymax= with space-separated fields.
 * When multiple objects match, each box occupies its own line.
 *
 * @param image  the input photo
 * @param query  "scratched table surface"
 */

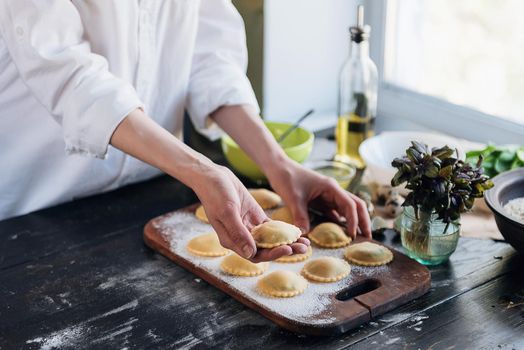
xmin=1 ymin=136 xmax=524 ymax=350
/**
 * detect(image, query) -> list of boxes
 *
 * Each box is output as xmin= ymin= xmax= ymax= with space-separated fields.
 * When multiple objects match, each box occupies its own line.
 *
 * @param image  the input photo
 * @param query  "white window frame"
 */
xmin=365 ymin=0 xmax=524 ymax=144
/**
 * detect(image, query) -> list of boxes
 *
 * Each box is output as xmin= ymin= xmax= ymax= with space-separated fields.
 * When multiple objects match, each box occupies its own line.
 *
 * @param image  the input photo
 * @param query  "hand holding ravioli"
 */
xmin=193 ymin=179 xmax=309 ymax=263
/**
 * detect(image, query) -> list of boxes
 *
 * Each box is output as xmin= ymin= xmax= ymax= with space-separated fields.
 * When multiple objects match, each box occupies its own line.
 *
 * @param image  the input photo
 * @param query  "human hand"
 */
xmin=191 ymin=164 xmax=310 ymax=262
xmin=267 ymin=160 xmax=371 ymax=239
xmin=108 ymin=109 xmax=309 ymax=260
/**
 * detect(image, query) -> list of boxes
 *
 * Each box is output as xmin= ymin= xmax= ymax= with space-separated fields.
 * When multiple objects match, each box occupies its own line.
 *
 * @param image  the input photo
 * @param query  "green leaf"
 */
xmin=490 ymin=149 xmax=502 ymax=157
xmin=494 ymin=157 xmax=513 ymax=174
xmin=406 ymin=148 xmax=422 ymax=163
xmin=439 ymin=165 xmax=453 ymax=178
xmin=484 ymin=168 xmax=496 ymax=178
xmin=483 ymin=153 xmax=497 ymax=162
xmin=501 ymin=144 xmax=520 ymax=153
xmin=432 ymin=146 xmax=455 ymax=160
xmin=465 ymin=156 xmax=479 ymax=166
xmin=391 ymin=170 xmax=408 ymax=187
xmin=441 ymin=157 xmax=458 ymax=168
xmin=391 ymin=157 xmax=409 ymax=168
xmin=482 ymin=160 xmax=494 ymax=170
xmin=411 ymin=141 xmax=429 ymax=154
xmin=498 ymin=150 xmax=516 ymax=162
xmin=424 ymin=165 xmax=439 ymax=178
xmin=511 ymin=157 xmax=522 ymax=169
xmin=466 ymin=150 xmax=482 ymax=158
xmin=517 ymin=149 xmax=524 ymax=162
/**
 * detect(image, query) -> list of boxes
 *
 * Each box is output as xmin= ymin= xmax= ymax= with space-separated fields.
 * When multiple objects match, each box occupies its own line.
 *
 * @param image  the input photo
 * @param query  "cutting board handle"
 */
xmin=336 ymin=279 xmax=381 ymax=301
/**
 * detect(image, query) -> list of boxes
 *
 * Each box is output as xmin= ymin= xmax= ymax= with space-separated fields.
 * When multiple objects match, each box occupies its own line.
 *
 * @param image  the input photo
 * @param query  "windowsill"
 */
xmin=378 ymin=84 xmax=524 ymax=144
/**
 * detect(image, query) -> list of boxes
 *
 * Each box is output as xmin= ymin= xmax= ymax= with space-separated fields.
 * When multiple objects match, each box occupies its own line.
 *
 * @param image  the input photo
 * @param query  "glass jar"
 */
xmin=305 ymin=160 xmax=356 ymax=190
xmin=400 ymin=206 xmax=460 ymax=265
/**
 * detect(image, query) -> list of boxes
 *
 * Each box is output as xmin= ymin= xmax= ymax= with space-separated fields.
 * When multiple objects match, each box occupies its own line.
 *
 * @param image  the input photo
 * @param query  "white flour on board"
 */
xmin=155 ymin=211 xmax=391 ymax=325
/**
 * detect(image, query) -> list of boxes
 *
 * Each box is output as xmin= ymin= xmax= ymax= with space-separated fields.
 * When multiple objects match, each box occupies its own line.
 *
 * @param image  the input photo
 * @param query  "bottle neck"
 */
xmin=350 ymin=40 xmax=369 ymax=60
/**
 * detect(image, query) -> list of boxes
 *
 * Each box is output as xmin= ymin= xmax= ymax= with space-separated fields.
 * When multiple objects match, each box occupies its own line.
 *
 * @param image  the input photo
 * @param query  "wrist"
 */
xmin=265 ymin=156 xmax=299 ymax=185
xmin=257 ymin=149 xmax=290 ymax=175
xmin=168 ymin=154 xmax=218 ymax=191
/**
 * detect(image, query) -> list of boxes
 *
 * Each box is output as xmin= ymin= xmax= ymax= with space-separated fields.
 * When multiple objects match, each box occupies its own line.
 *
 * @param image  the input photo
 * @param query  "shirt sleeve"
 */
xmin=0 ymin=0 xmax=144 ymax=158
xmin=186 ymin=0 xmax=260 ymax=140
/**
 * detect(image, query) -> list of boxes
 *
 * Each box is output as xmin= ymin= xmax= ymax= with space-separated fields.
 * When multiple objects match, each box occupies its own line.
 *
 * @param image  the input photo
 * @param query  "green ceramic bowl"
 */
xmin=221 ymin=121 xmax=314 ymax=182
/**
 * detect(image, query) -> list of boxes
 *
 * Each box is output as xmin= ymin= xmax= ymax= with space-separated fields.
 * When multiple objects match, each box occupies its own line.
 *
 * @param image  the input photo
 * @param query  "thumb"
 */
xmin=218 ymin=210 xmax=257 ymax=259
xmin=289 ymin=203 xmax=310 ymax=234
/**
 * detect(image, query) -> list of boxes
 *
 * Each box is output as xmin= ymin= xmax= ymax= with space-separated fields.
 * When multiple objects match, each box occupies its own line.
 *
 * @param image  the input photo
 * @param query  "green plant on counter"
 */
xmin=392 ymin=141 xmax=493 ymax=231
xmin=466 ymin=144 xmax=524 ymax=178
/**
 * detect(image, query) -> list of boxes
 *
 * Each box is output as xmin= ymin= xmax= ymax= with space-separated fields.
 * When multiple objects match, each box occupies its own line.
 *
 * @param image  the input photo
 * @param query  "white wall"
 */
xmin=263 ymin=0 xmax=362 ymax=129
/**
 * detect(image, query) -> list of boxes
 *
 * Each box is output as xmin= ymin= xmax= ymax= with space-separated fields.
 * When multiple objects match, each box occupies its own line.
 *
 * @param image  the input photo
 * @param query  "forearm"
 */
xmin=110 ymin=109 xmax=214 ymax=188
xmin=211 ymin=105 xmax=294 ymax=179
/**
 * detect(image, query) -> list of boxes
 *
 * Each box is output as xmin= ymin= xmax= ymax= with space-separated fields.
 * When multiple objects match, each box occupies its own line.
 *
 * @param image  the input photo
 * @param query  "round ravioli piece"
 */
xmin=301 ymin=257 xmax=351 ymax=282
xmin=308 ymin=222 xmax=351 ymax=248
xmin=251 ymin=220 xmax=302 ymax=248
xmin=186 ymin=233 xmax=228 ymax=257
xmin=275 ymin=246 xmax=313 ymax=263
xmin=249 ymin=189 xmax=282 ymax=209
xmin=194 ymin=205 xmax=209 ymax=223
xmin=271 ymin=206 xmax=294 ymax=224
xmin=344 ymin=242 xmax=394 ymax=266
xmin=257 ymin=271 xmax=307 ymax=297
xmin=220 ymin=253 xmax=269 ymax=277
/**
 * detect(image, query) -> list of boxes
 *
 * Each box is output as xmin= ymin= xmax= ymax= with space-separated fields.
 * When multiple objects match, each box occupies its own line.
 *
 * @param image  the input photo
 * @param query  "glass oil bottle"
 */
xmin=335 ymin=5 xmax=378 ymax=169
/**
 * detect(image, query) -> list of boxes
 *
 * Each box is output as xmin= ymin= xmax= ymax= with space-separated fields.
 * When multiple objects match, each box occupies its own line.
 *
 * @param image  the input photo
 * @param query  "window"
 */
xmin=367 ymin=0 xmax=524 ymax=143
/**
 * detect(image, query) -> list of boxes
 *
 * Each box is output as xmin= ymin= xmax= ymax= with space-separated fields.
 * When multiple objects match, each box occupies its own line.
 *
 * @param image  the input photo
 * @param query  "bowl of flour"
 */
xmin=485 ymin=168 xmax=524 ymax=254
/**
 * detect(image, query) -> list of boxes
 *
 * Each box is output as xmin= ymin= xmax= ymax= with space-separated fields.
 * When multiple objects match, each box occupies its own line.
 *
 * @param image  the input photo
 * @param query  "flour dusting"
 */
xmin=406 ymin=313 xmax=429 ymax=332
xmin=411 ymin=314 xmax=429 ymax=322
xmin=156 ymin=211 xmax=392 ymax=325
xmin=385 ymin=336 xmax=402 ymax=345
xmin=96 ymin=300 xmax=138 ymax=319
xmin=173 ymin=333 xmax=202 ymax=349
xmin=25 ymin=301 xmax=139 ymax=349
xmin=26 ymin=325 xmax=87 ymax=350
xmin=379 ymin=312 xmax=412 ymax=323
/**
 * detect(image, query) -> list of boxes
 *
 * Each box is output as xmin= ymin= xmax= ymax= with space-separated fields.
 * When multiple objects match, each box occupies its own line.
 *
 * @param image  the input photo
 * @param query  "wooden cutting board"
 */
xmin=143 ymin=204 xmax=431 ymax=336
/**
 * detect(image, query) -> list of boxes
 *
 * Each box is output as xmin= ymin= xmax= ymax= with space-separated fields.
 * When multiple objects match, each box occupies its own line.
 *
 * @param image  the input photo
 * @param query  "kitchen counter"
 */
xmin=1 ymin=137 xmax=523 ymax=349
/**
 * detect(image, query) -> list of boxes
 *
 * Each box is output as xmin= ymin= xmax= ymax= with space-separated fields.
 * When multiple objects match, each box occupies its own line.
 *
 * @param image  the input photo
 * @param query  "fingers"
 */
xmin=213 ymin=220 xmax=252 ymax=259
xmin=348 ymin=192 xmax=372 ymax=238
xmin=214 ymin=202 xmax=257 ymax=259
xmin=237 ymin=180 xmax=269 ymax=230
xmin=251 ymin=245 xmax=292 ymax=263
xmin=243 ymin=203 xmax=269 ymax=231
xmin=289 ymin=242 xmax=308 ymax=254
xmin=320 ymin=178 xmax=372 ymax=239
xmin=331 ymin=189 xmax=358 ymax=239
xmin=342 ymin=198 xmax=359 ymax=240
xmin=289 ymin=237 xmax=310 ymax=255
xmin=251 ymin=241 xmax=310 ymax=263
xmin=321 ymin=179 xmax=358 ymax=239
xmin=296 ymin=237 xmax=310 ymax=246
xmin=289 ymin=203 xmax=311 ymax=234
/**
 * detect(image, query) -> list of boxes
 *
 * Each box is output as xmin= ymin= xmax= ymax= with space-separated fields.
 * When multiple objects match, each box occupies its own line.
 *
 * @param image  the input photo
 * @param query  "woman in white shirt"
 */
xmin=0 ymin=0 xmax=370 ymax=261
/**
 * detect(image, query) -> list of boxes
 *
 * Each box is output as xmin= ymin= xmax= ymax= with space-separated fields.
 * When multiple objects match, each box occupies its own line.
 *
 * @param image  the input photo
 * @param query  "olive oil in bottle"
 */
xmin=334 ymin=5 xmax=378 ymax=169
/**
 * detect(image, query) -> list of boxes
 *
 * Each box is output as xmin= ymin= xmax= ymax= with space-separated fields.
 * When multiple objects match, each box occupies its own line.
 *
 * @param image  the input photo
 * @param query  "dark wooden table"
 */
xmin=1 ymin=138 xmax=524 ymax=349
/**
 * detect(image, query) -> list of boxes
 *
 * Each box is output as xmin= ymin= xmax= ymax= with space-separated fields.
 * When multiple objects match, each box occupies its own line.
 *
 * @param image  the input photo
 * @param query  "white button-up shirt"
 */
xmin=0 ymin=0 xmax=259 ymax=220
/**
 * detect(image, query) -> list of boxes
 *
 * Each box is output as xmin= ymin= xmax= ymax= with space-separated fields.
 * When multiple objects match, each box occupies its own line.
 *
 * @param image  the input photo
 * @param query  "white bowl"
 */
xmin=359 ymin=131 xmax=464 ymax=186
